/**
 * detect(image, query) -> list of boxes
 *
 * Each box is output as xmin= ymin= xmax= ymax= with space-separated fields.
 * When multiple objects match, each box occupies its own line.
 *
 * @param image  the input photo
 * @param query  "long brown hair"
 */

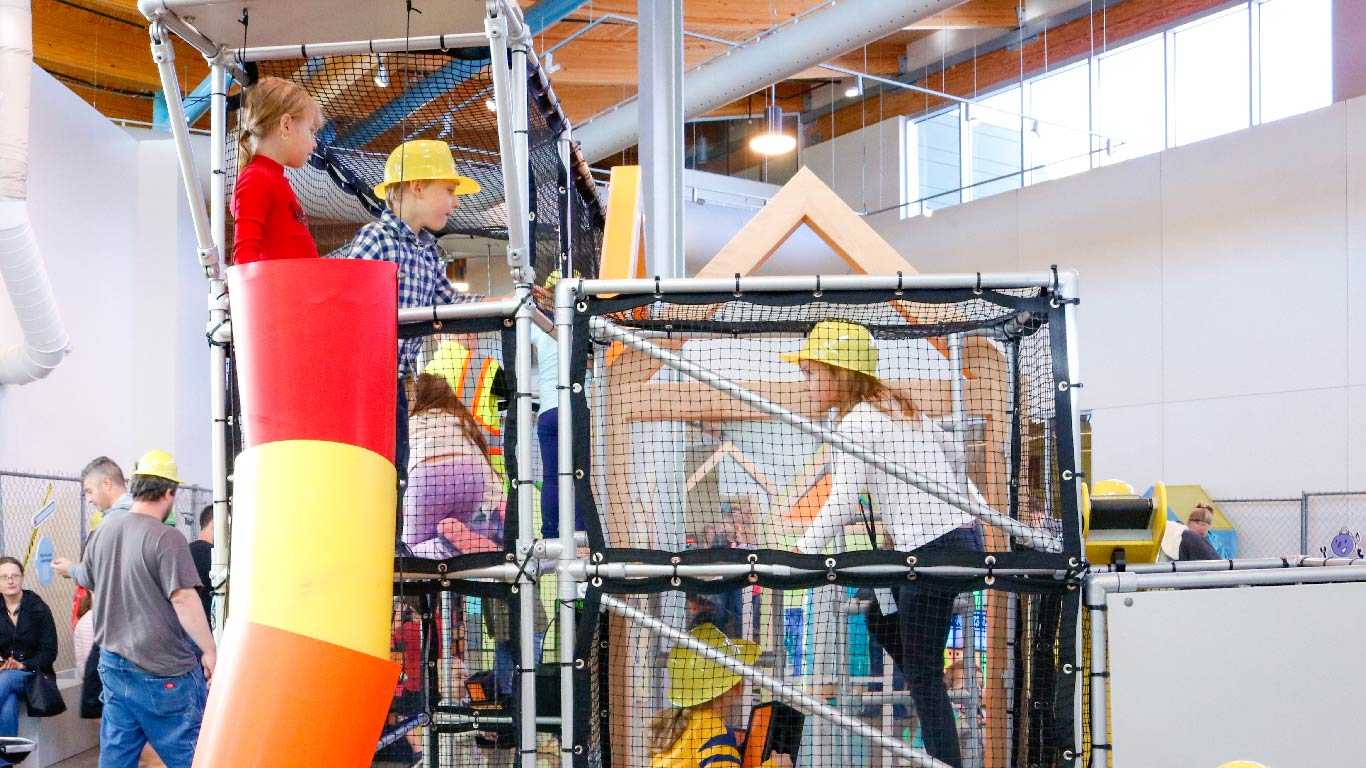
xmin=409 ymin=373 xmax=490 ymax=459
xmin=820 ymin=362 xmax=921 ymax=421
xmin=237 ymin=76 xmax=318 ymax=170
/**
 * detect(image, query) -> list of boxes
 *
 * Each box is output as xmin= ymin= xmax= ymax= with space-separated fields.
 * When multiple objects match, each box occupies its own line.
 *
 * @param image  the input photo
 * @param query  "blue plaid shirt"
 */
xmin=349 ymin=209 xmax=478 ymax=377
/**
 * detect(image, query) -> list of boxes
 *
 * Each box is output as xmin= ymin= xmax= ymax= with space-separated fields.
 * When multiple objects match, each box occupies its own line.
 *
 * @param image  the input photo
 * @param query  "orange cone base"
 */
xmin=193 ymin=619 xmax=400 ymax=768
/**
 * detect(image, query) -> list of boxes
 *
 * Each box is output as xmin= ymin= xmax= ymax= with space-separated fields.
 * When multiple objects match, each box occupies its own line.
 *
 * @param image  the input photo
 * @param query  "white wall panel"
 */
xmin=1108 ymin=580 xmax=1366 ymax=768
xmin=1163 ymin=387 xmax=1348 ymax=497
xmin=1085 ymin=404 xmax=1163 ymax=486
xmin=803 ymin=115 xmax=905 ymax=215
xmin=1018 ymin=157 xmax=1164 ymax=409
xmin=871 ymin=190 xmax=1020 ymax=274
xmin=1160 ymin=105 xmax=1348 ymax=403
xmin=1347 ymin=97 xmax=1366 ymax=385
xmin=1349 ymin=385 xmax=1366 ymax=492
xmin=0 ymin=68 xmax=140 ymax=474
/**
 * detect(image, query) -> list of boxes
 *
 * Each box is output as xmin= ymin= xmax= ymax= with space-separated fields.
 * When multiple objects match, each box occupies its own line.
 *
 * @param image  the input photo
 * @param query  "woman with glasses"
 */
xmin=0 ymin=557 xmax=58 ymax=736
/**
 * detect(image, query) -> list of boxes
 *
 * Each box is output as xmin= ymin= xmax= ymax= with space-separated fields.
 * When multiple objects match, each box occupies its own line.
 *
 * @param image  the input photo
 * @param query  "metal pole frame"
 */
xmin=207 ymin=60 xmax=230 ymax=638
xmin=148 ymin=21 xmax=220 ymax=280
xmin=555 ymin=220 xmax=577 ymax=768
xmin=1084 ymin=560 xmax=1366 ymax=766
xmin=587 ymin=315 xmax=1061 ymax=553
xmin=600 ymin=595 xmax=952 ymax=768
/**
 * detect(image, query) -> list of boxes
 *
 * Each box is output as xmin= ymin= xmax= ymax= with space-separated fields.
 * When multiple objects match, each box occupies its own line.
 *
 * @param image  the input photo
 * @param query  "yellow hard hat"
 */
xmin=374 ymin=139 xmax=481 ymax=200
xmin=1092 ymin=479 xmax=1135 ymax=496
xmin=422 ymin=340 xmax=469 ymax=396
xmin=779 ymin=320 xmax=878 ymax=378
xmin=666 ymin=623 xmax=759 ymax=708
xmin=133 ymin=450 xmax=181 ymax=484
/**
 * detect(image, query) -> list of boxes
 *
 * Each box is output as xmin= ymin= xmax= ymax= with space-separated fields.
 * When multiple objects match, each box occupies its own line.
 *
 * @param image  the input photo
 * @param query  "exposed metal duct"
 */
xmin=574 ymin=0 xmax=966 ymax=163
xmin=0 ymin=0 xmax=70 ymax=385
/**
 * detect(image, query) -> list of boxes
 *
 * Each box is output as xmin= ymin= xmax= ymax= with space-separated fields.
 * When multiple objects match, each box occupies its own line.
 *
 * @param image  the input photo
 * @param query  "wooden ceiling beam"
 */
xmin=906 ymin=0 xmax=1020 ymax=30
xmin=558 ymin=0 xmax=814 ymax=30
xmin=32 ymin=0 xmax=207 ymax=94
xmin=49 ymin=76 xmax=154 ymax=124
xmin=64 ymin=0 xmax=145 ymax=25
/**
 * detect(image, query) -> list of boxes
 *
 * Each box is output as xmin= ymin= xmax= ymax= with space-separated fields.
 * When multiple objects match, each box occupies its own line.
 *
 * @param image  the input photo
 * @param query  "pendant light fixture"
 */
xmin=749 ymin=85 xmax=796 ymax=156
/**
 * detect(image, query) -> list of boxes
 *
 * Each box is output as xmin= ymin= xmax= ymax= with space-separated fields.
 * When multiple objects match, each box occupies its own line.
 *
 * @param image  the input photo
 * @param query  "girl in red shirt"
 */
xmin=232 ymin=77 xmax=324 ymax=264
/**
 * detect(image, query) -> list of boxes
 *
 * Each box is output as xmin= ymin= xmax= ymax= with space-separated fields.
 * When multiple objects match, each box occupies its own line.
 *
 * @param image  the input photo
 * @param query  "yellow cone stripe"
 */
xmin=229 ymin=440 xmax=396 ymax=659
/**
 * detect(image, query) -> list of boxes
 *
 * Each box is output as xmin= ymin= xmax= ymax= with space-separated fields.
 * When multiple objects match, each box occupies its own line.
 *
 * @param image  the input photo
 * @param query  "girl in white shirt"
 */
xmin=784 ymin=320 xmax=980 ymax=768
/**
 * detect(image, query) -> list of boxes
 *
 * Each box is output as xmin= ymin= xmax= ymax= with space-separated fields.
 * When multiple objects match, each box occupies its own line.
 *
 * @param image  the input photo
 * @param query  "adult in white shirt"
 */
xmin=785 ymin=320 xmax=981 ymax=768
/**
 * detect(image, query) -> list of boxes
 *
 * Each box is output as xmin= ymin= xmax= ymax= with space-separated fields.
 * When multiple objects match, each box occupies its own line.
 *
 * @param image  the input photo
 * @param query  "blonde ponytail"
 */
xmin=237 ymin=76 xmax=318 ymax=170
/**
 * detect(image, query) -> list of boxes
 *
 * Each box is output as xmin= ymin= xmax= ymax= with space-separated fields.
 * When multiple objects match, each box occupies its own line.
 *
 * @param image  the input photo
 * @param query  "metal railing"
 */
xmin=1213 ymin=492 xmax=1366 ymax=559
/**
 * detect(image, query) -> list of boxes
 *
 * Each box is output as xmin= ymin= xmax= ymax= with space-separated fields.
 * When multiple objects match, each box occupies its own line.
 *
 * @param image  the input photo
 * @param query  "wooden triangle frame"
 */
xmin=696 ymin=166 xmax=916 ymax=278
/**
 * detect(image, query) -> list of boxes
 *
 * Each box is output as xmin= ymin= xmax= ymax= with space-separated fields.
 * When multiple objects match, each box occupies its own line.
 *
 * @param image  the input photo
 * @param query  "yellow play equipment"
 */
xmin=1082 ymin=479 xmax=1168 ymax=568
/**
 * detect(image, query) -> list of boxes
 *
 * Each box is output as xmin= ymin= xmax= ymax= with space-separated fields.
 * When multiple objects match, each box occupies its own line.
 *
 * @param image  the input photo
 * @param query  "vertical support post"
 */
xmin=558 ymin=127 xmax=574 ymax=280
xmin=207 ymin=59 xmax=230 ymax=637
xmin=555 ymin=279 xmax=578 ymax=768
xmin=1301 ymin=493 xmax=1310 ymax=556
xmin=487 ymin=14 xmax=529 ymax=271
xmin=1086 ymin=582 xmax=1110 ymax=768
xmin=514 ymin=279 xmax=539 ymax=768
xmin=147 ymin=22 xmax=219 ymax=279
xmin=638 ymin=0 xmax=685 ymax=279
xmin=958 ymin=594 xmax=983 ymax=768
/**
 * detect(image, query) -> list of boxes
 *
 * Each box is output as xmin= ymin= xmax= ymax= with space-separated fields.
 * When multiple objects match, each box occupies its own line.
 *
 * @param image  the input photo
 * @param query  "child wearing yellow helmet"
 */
xmin=781 ymin=320 xmax=983 ymax=768
xmin=347 ymin=140 xmax=483 ymax=518
xmin=648 ymin=623 xmax=789 ymax=768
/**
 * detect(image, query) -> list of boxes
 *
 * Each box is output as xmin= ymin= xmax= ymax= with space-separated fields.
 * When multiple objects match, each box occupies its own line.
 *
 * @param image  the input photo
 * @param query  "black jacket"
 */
xmin=0 ymin=590 xmax=58 ymax=673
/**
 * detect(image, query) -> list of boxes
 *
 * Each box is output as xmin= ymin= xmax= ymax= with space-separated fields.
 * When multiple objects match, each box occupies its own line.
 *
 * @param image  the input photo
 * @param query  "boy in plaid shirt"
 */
xmin=349 ymin=140 xmax=482 ymax=521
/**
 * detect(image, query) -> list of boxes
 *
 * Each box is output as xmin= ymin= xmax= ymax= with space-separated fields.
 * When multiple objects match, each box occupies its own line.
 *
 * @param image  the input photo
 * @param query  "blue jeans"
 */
xmin=97 ymin=650 xmax=207 ymax=768
xmin=493 ymin=633 xmax=545 ymax=697
xmin=0 ymin=669 xmax=32 ymax=737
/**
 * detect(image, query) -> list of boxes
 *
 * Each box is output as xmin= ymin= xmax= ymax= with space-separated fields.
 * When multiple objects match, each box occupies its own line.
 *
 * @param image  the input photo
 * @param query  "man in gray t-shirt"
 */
xmin=74 ymin=450 xmax=216 ymax=768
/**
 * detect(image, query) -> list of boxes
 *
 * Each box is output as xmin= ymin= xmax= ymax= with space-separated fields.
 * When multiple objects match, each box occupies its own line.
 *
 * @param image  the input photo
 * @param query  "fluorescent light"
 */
xmin=373 ymin=58 xmax=390 ymax=88
xmin=922 ymin=205 xmax=934 ymax=218
xmin=485 ymin=98 xmax=497 ymax=112
xmin=451 ymin=281 xmax=470 ymax=292
xmin=843 ymin=76 xmax=863 ymax=99
xmin=750 ymin=133 xmax=797 ymax=155
xmin=749 ymin=105 xmax=796 ymax=156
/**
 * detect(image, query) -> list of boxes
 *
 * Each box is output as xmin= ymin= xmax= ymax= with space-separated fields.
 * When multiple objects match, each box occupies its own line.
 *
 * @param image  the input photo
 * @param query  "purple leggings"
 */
xmin=403 ymin=458 xmax=503 ymax=558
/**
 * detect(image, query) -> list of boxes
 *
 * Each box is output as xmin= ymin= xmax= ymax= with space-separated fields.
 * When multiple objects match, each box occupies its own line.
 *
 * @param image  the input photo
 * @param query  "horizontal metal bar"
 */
xmin=601 ymin=595 xmax=949 ymax=768
xmin=570 ymin=561 xmax=1068 ymax=580
xmin=1086 ymin=556 xmax=1366 ymax=575
xmin=574 ymin=272 xmax=1055 ymax=297
xmin=430 ymin=714 xmax=562 ymax=727
xmin=228 ymin=33 xmax=492 ymax=62
xmin=0 ymin=470 xmax=80 ymax=483
xmin=1089 ymin=560 xmax=1366 ymax=597
xmin=394 ymin=564 xmax=525 ymax=582
xmin=591 ymin=318 xmax=1062 ymax=553
xmin=397 ymin=297 xmax=520 ymax=325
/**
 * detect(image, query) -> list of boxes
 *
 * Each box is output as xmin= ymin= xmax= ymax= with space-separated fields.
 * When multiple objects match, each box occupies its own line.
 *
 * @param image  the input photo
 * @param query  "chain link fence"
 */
xmin=0 ymin=470 xmax=211 ymax=673
xmin=1213 ymin=492 xmax=1366 ymax=559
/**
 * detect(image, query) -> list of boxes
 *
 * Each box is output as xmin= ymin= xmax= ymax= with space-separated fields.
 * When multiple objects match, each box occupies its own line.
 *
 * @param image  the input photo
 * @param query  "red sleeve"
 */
xmin=232 ymin=166 xmax=271 ymax=265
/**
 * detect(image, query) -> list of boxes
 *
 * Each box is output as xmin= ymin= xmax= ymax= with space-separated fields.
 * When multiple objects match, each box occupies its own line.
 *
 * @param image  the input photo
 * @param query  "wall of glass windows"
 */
xmin=901 ymin=0 xmax=1332 ymax=218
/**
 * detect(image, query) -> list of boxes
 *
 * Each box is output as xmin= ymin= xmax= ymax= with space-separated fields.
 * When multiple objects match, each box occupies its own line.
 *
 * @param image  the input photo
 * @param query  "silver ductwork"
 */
xmin=574 ymin=0 xmax=966 ymax=162
xmin=0 ymin=0 xmax=69 ymax=385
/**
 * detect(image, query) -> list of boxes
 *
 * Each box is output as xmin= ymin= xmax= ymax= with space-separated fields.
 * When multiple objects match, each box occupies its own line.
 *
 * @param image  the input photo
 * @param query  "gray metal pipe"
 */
xmin=574 ymin=0 xmax=965 ymax=162
xmin=600 ymin=595 xmax=950 ymax=768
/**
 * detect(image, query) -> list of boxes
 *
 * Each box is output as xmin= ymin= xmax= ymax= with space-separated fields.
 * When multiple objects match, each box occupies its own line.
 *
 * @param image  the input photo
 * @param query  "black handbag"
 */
xmin=24 ymin=671 xmax=66 ymax=718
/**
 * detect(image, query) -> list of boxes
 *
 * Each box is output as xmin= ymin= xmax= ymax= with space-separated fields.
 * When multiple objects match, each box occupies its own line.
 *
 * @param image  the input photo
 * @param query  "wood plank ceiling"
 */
xmin=28 ymin=0 xmax=1019 ymax=140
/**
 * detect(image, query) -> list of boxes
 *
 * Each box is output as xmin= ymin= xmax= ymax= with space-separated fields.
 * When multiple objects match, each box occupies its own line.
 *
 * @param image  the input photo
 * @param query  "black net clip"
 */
xmin=824 ymin=557 xmax=837 ymax=582
xmin=733 ymin=272 xmax=742 ymax=297
xmin=894 ymin=270 xmax=904 ymax=295
xmin=653 ymin=275 xmax=662 ymax=298
xmin=974 ymin=272 xmax=983 ymax=295
xmin=670 ymin=561 xmax=680 ymax=587
xmin=813 ymin=275 xmax=823 ymax=298
xmin=406 ymin=0 xmax=423 ymax=15
xmin=205 ymin=319 xmax=229 ymax=349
